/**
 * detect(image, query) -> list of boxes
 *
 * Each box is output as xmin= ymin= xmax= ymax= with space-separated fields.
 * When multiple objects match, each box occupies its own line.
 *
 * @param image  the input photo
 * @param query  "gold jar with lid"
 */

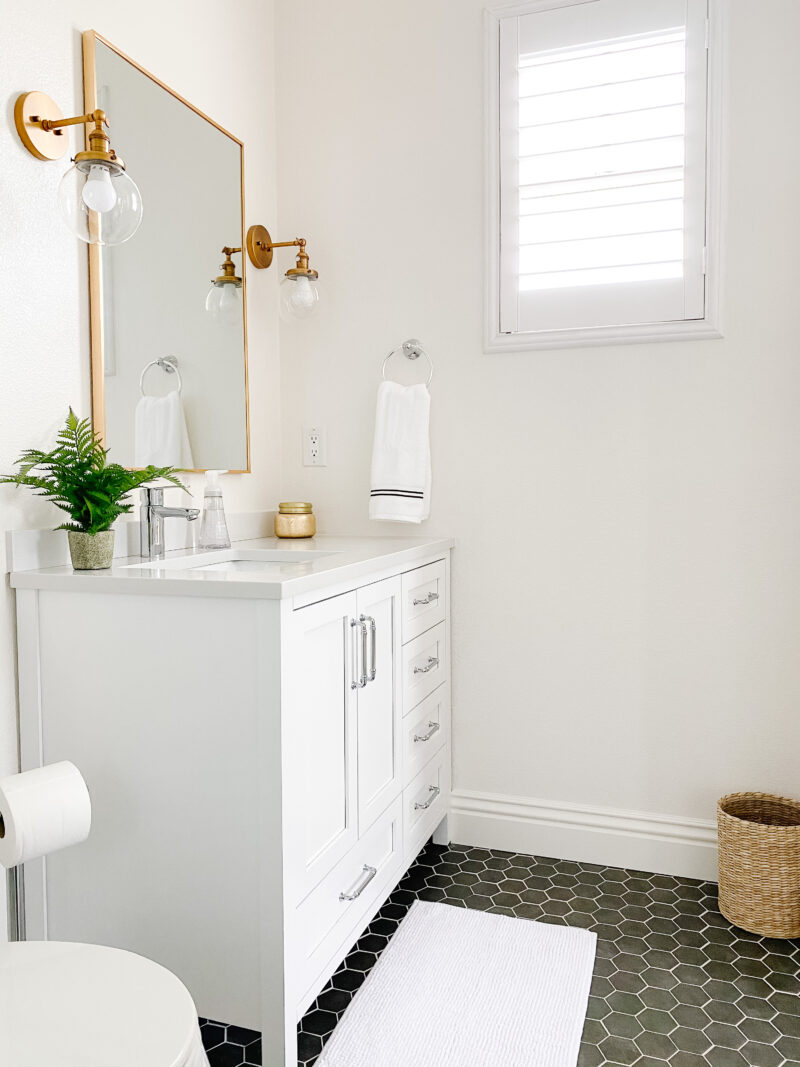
xmin=274 ymin=502 xmax=316 ymax=538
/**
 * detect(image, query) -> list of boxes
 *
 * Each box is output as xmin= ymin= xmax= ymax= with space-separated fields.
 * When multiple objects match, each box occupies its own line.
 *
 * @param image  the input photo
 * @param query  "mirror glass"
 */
xmin=86 ymin=33 xmax=250 ymax=472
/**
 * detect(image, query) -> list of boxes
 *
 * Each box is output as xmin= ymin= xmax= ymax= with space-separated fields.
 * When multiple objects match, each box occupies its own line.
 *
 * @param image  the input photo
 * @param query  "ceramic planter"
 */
xmin=67 ymin=530 xmax=115 ymax=570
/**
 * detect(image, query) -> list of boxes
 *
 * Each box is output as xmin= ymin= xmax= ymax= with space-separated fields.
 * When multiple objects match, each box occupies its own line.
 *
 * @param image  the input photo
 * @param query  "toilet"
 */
xmin=0 ymin=940 xmax=210 ymax=1067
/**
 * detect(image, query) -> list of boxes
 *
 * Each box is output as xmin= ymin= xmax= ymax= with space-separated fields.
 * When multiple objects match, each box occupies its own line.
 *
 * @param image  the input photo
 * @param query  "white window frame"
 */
xmin=484 ymin=0 xmax=724 ymax=352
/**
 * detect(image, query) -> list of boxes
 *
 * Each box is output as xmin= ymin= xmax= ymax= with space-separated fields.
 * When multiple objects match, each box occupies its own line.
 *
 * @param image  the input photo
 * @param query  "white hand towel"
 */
xmin=369 ymin=380 xmax=431 ymax=523
xmin=134 ymin=391 xmax=195 ymax=469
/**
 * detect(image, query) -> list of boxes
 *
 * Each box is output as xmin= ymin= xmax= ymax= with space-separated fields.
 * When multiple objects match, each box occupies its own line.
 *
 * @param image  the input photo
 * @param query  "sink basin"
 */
xmin=125 ymin=549 xmax=337 ymax=572
xmin=194 ymin=559 xmax=314 ymax=574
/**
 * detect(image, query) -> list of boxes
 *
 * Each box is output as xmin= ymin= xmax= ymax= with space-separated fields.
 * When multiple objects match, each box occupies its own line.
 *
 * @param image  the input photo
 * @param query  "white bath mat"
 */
xmin=317 ymin=900 xmax=597 ymax=1067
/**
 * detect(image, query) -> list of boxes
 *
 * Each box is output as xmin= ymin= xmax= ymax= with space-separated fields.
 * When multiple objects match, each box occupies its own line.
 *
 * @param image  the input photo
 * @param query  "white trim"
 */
xmin=484 ymin=0 xmax=726 ymax=352
xmin=485 ymin=318 xmax=722 ymax=352
xmin=450 ymin=788 xmax=718 ymax=881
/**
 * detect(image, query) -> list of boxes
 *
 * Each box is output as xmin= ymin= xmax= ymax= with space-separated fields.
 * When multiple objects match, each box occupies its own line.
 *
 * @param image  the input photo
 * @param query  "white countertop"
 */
xmin=9 ymin=536 xmax=454 ymax=601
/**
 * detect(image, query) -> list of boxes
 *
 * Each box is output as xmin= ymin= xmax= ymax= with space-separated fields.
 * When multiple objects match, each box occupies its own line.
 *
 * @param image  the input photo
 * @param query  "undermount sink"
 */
xmin=125 ymin=549 xmax=337 ymax=572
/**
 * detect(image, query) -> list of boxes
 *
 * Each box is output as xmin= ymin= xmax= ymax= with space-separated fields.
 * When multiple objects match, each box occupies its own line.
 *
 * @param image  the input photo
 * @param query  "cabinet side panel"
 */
xmin=36 ymin=591 xmax=263 ymax=1029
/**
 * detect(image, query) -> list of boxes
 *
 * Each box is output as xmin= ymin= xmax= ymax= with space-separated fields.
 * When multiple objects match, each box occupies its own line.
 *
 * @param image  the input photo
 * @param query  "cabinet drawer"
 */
xmin=404 ymin=750 xmax=449 ymax=861
xmin=401 ymin=622 xmax=447 ymax=715
xmin=295 ymin=795 xmax=404 ymax=997
xmin=401 ymin=560 xmax=446 ymax=643
xmin=403 ymin=683 xmax=448 ymax=786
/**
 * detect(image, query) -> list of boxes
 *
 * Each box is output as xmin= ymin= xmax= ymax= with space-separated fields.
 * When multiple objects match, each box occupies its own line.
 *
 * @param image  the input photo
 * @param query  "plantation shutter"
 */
xmin=499 ymin=0 xmax=709 ymax=336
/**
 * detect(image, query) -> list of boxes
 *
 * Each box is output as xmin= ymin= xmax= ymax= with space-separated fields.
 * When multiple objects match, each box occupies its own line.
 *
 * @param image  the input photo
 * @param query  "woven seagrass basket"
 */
xmin=717 ymin=792 xmax=800 ymax=938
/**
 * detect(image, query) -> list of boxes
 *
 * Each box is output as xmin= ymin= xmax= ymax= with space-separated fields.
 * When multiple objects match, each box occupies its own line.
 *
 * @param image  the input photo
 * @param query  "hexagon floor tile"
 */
xmin=206 ymin=842 xmax=800 ymax=1067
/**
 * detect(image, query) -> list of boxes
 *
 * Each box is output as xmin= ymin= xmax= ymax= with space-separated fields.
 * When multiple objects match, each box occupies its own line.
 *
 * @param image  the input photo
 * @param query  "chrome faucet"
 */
xmin=140 ymin=487 xmax=200 ymax=560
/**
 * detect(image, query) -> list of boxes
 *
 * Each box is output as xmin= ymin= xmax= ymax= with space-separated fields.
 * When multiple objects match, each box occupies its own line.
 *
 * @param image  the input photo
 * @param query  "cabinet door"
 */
xmin=356 ymin=577 xmax=402 ymax=831
xmin=287 ymin=590 xmax=358 ymax=897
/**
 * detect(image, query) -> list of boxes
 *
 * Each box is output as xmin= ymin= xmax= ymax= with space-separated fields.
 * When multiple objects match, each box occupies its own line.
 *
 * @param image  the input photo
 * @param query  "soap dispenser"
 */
xmin=198 ymin=470 xmax=231 ymax=549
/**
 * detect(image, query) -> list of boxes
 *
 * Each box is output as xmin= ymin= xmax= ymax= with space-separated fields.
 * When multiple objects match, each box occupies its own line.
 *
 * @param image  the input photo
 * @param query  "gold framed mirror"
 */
xmin=83 ymin=30 xmax=250 ymax=473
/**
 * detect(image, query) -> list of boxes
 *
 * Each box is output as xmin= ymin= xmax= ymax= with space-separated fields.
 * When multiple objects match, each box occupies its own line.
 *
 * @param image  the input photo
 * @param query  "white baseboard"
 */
xmin=450 ymin=789 xmax=719 ymax=882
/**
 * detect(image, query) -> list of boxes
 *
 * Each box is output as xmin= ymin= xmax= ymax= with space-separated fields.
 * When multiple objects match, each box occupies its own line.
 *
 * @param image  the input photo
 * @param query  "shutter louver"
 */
xmin=497 ymin=0 xmax=709 ymax=340
xmin=518 ymin=29 xmax=687 ymax=293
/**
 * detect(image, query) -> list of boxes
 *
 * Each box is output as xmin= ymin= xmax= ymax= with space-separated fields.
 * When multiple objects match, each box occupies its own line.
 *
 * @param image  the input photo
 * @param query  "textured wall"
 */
xmin=274 ymin=0 xmax=800 ymax=820
xmin=0 ymin=0 xmax=279 ymax=933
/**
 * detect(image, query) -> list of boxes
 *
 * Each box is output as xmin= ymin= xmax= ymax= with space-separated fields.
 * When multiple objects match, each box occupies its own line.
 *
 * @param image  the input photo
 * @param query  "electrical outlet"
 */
xmin=303 ymin=426 xmax=327 ymax=466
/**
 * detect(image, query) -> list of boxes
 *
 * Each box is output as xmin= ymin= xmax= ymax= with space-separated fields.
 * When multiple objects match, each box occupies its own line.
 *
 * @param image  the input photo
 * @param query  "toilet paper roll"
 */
xmin=0 ymin=762 xmax=91 ymax=868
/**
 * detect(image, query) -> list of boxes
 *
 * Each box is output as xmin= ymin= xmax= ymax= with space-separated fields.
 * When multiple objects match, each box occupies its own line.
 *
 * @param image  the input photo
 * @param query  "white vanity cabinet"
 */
xmin=285 ymin=577 xmax=402 ymax=902
xmin=11 ymin=537 xmax=452 ymax=1067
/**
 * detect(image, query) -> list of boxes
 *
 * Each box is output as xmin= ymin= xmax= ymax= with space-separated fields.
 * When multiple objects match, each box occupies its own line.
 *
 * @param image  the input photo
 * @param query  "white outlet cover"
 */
xmin=303 ymin=425 xmax=327 ymax=466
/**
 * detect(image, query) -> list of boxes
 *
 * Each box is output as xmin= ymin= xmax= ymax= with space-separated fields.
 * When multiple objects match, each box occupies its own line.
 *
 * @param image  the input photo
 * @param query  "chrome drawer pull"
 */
xmin=412 ymin=591 xmax=439 ymax=606
xmin=361 ymin=614 xmax=377 ymax=683
xmin=413 ymin=721 xmax=441 ymax=743
xmin=339 ymin=864 xmax=377 ymax=901
xmin=414 ymin=785 xmax=440 ymax=811
xmin=413 ymin=656 xmax=439 ymax=675
xmin=350 ymin=618 xmax=368 ymax=690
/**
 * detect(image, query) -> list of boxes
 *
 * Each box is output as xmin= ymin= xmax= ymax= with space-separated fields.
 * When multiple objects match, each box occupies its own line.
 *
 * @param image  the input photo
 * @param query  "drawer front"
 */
xmin=294 ymin=795 xmax=404 ymax=997
xmin=403 ymin=750 xmax=449 ymax=861
xmin=401 ymin=621 xmax=447 ymax=715
xmin=403 ymin=683 xmax=449 ymax=786
xmin=401 ymin=560 xmax=446 ymax=643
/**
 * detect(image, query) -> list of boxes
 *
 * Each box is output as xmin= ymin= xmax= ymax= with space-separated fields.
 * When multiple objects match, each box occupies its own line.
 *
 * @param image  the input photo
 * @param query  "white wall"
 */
xmin=275 ymin=0 xmax=800 ymax=866
xmin=0 ymin=0 xmax=279 ymax=931
xmin=4 ymin=0 xmax=800 ymax=929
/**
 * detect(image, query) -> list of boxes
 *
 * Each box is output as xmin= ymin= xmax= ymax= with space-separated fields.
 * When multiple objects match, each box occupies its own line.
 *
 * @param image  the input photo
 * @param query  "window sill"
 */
xmin=484 ymin=318 xmax=723 ymax=353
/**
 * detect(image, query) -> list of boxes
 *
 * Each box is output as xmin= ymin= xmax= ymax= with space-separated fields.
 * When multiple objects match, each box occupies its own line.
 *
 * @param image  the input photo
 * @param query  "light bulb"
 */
xmin=205 ymin=285 xmax=222 ymax=316
xmin=81 ymin=164 xmax=117 ymax=212
xmin=292 ymin=276 xmax=315 ymax=309
xmin=58 ymin=164 xmax=143 ymax=245
xmin=205 ymin=282 xmax=241 ymax=326
xmin=280 ymin=274 xmax=319 ymax=320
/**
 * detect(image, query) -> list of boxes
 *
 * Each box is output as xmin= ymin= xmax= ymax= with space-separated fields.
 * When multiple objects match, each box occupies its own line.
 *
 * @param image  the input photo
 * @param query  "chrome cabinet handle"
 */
xmin=413 ymin=721 xmax=441 ymax=743
xmin=413 ymin=591 xmax=439 ymax=606
xmin=360 ymin=614 xmax=377 ymax=682
xmin=350 ymin=618 xmax=368 ymax=689
xmin=339 ymin=864 xmax=377 ymax=901
xmin=414 ymin=785 xmax=440 ymax=811
xmin=413 ymin=656 xmax=439 ymax=675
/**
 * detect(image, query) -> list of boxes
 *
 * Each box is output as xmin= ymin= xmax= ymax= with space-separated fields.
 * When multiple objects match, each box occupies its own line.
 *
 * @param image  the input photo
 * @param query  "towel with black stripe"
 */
xmin=369 ymin=380 xmax=431 ymax=523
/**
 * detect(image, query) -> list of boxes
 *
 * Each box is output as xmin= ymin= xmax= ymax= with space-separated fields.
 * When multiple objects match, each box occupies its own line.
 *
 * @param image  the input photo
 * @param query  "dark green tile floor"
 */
xmin=204 ymin=842 xmax=800 ymax=1067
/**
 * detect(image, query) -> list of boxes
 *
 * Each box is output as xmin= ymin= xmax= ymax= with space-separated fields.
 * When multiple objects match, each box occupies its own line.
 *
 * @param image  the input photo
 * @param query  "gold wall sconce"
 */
xmin=246 ymin=225 xmax=319 ymax=320
xmin=14 ymin=90 xmax=142 ymax=246
xmin=205 ymin=246 xmax=243 ymax=325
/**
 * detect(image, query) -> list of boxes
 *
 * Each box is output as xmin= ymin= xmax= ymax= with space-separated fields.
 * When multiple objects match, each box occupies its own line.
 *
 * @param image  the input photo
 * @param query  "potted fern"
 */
xmin=1 ymin=410 xmax=187 ymax=570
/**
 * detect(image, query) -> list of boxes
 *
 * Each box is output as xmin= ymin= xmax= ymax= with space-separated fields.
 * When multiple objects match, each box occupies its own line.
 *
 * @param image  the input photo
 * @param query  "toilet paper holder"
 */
xmin=1 ymin=810 xmax=25 ymax=941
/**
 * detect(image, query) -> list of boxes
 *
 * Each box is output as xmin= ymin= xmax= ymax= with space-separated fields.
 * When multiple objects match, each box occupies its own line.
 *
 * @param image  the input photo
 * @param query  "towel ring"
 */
xmin=381 ymin=339 xmax=433 ymax=387
xmin=139 ymin=357 xmax=182 ymax=397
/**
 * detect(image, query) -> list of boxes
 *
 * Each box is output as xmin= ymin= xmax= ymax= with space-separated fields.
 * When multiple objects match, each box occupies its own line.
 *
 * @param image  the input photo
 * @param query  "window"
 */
xmin=488 ymin=0 xmax=720 ymax=349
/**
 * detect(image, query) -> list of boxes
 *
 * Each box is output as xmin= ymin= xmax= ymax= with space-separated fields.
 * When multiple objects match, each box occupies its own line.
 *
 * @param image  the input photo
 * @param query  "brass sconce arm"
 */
xmin=15 ymin=94 xmax=123 ymax=168
xmin=246 ymin=226 xmax=318 ymax=279
xmin=37 ymin=107 xmax=107 ymax=133
xmin=213 ymin=246 xmax=243 ymax=288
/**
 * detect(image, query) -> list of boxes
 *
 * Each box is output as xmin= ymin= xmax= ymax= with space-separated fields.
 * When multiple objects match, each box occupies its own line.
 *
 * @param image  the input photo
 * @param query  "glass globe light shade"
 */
xmin=205 ymin=281 xmax=242 ymax=326
xmin=280 ymin=274 xmax=319 ymax=320
xmin=57 ymin=161 xmax=143 ymax=246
